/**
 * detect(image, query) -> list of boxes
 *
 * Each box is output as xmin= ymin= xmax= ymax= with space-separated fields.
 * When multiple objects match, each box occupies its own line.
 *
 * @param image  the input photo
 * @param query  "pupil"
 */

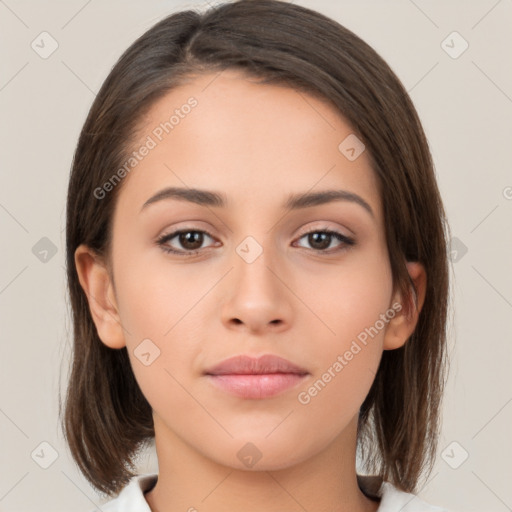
xmin=180 ymin=231 xmax=203 ymax=250
xmin=310 ymin=232 xmax=330 ymax=250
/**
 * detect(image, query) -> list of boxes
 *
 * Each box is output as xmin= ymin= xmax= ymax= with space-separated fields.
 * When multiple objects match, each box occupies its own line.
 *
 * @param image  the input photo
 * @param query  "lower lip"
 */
xmin=206 ymin=373 xmax=308 ymax=399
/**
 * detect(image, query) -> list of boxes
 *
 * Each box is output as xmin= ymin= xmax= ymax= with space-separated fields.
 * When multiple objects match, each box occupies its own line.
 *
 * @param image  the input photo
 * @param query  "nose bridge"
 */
xmin=229 ymin=201 xmax=279 ymax=281
xmin=233 ymin=232 xmax=280 ymax=297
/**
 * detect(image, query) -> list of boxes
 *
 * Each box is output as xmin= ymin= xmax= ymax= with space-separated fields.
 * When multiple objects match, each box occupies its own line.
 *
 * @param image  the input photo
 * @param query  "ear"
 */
xmin=74 ymin=244 xmax=126 ymax=349
xmin=383 ymin=261 xmax=427 ymax=351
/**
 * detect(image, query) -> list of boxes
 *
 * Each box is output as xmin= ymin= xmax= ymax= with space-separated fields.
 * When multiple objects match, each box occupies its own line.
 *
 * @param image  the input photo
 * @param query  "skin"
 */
xmin=75 ymin=69 xmax=426 ymax=512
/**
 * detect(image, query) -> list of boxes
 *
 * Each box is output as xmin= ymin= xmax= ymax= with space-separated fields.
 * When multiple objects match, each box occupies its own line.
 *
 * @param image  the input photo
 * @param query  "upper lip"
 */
xmin=204 ymin=354 xmax=309 ymax=376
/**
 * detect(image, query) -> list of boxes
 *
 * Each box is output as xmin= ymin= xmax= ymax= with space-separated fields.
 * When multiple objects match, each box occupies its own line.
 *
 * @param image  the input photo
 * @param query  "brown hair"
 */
xmin=61 ymin=0 xmax=451 ymax=498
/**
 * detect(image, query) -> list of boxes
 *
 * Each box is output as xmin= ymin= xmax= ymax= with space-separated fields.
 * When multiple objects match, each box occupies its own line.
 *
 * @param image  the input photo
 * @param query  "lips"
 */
xmin=204 ymin=354 xmax=308 ymax=376
xmin=204 ymin=354 xmax=309 ymax=399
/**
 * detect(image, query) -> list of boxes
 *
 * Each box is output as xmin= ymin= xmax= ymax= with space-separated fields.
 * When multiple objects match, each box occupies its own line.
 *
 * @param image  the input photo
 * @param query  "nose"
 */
xmin=220 ymin=239 xmax=293 ymax=335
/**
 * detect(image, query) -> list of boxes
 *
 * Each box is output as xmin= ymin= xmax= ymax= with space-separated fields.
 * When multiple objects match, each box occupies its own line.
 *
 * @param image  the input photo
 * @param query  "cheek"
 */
xmin=114 ymin=253 xmax=211 ymax=341
xmin=299 ymin=244 xmax=393 ymax=348
xmin=115 ymin=271 xmax=206 ymax=425
xmin=112 ymin=254 xmax=212 ymax=396
xmin=293 ymin=247 xmax=392 ymax=412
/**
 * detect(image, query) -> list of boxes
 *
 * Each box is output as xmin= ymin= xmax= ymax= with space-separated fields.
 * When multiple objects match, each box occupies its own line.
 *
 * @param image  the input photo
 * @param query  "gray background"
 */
xmin=1 ymin=0 xmax=511 ymax=511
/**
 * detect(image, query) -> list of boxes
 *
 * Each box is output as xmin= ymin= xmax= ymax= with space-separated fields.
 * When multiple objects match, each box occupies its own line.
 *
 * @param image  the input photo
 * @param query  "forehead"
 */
xmin=114 ymin=69 xmax=382 ymax=223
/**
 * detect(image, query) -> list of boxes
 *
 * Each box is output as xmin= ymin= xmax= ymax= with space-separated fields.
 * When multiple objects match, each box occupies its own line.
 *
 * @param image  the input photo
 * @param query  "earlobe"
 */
xmin=74 ymin=244 xmax=126 ymax=349
xmin=382 ymin=261 xmax=427 ymax=351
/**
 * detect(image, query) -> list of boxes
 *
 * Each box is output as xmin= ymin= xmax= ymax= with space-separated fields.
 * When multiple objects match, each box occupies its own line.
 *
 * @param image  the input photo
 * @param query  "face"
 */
xmin=80 ymin=69 xmax=409 ymax=471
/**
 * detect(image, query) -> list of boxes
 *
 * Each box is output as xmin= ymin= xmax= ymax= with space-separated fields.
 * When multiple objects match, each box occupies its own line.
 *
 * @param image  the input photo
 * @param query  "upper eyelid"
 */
xmin=159 ymin=225 xmax=350 ymax=240
xmin=159 ymin=220 xmax=352 ymax=238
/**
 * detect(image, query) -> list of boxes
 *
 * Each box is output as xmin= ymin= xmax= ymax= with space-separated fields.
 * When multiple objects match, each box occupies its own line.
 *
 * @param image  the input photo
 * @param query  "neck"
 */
xmin=144 ymin=415 xmax=380 ymax=512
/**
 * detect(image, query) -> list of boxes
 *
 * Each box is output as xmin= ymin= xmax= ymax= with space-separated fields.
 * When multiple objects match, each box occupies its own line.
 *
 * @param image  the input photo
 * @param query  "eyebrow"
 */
xmin=140 ymin=186 xmax=374 ymax=218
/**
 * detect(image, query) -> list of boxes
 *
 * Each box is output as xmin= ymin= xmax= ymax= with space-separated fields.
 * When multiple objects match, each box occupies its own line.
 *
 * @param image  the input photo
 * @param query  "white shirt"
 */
xmin=95 ymin=473 xmax=449 ymax=512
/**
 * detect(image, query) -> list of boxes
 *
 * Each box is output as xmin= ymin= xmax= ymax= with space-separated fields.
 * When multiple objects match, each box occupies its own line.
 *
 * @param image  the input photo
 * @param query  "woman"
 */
xmin=62 ymin=1 xmax=451 ymax=510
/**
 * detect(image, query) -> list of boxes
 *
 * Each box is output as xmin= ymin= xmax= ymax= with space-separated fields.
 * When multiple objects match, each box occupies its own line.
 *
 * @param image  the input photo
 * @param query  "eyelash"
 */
xmin=155 ymin=227 xmax=356 ymax=256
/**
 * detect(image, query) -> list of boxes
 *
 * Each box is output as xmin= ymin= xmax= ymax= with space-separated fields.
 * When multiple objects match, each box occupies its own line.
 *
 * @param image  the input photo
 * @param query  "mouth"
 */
xmin=204 ymin=354 xmax=309 ymax=399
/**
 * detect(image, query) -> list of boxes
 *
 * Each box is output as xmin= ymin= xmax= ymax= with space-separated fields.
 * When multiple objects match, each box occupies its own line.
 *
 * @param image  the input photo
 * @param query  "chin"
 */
xmin=202 ymin=434 xmax=321 ymax=473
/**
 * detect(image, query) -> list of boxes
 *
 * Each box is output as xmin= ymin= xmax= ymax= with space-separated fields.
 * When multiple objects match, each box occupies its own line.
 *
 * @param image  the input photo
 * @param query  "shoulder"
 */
xmin=88 ymin=473 xmax=158 ymax=512
xmin=377 ymin=481 xmax=450 ymax=512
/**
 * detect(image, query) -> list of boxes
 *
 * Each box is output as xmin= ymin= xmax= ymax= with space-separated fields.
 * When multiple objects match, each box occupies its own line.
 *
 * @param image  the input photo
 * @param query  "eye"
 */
xmin=294 ymin=228 xmax=356 ymax=253
xmin=156 ymin=229 xmax=217 ymax=255
xmin=156 ymin=227 xmax=356 ymax=257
